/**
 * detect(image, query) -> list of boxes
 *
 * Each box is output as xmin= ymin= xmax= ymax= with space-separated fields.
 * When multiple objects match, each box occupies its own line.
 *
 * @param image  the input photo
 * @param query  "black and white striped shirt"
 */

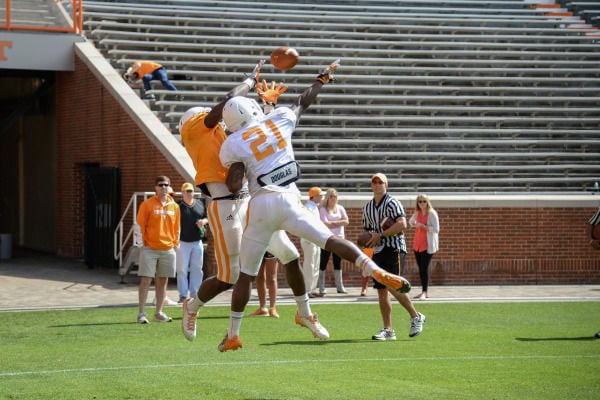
xmin=362 ymin=192 xmax=407 ymax=253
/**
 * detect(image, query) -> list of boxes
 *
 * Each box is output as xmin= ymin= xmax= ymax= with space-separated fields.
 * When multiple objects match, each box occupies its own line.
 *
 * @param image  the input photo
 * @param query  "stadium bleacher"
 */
xmin=79 ymin=0 xmax=600 ymax=194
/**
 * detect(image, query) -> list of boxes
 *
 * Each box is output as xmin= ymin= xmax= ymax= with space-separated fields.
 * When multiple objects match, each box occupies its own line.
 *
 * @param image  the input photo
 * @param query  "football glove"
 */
xmin=249 ymin=59 xmax=266 ymax=83
xmin=256 ymin=80 xmax=288 ymax=105
xmin=316 ymin=59 xmax=340 ymax=84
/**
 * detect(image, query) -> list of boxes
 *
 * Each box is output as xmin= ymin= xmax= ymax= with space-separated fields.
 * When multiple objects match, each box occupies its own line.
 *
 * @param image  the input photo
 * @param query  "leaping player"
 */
xmin=217 ymin=60 xmax=414 ymax=352
xmin=179 ymin=61 xmax=296 ymax=342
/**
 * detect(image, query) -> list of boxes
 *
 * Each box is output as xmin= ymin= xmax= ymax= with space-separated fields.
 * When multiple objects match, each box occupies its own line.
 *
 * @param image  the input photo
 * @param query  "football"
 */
xmin=380 ymin=217 xmax=395 ymax=231
xmin=270 ymin=46 xmax=299 ymax=71
xmin=356 ymin=231 xmax=373 ymax=248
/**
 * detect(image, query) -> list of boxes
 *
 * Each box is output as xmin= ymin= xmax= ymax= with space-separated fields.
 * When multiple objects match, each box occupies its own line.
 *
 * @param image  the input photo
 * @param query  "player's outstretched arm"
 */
xmin=205 ymin=60 xmax=265 ymax=128
xmin=290 ymin=59 xmax=340 ymax=118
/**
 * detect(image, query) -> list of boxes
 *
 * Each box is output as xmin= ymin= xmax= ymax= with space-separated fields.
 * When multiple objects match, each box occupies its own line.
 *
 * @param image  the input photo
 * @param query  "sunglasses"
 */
xmin=157 ymin=183 xmax=170 ymax=188
xmin=185 ymin=190 xmax=194 ymax=193
xmin=418 ymin=200 xmax=427 ymax=203
xmin=371 ymin=180 xmax=384 ymax=184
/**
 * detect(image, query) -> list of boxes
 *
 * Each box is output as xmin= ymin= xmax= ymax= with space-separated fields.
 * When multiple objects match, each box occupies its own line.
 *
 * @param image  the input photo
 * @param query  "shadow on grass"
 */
xmin=48 ymin=314 xmax=232 ymax=328
xmin=261 ymin=338 xmax=371 ymax=346
xmin=515 ymin=336 xmax=598 ymax=342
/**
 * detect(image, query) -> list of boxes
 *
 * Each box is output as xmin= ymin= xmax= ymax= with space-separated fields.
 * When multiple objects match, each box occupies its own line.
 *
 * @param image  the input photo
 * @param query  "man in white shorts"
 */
xmin=217 ymin=60 xmax=412 ymax=352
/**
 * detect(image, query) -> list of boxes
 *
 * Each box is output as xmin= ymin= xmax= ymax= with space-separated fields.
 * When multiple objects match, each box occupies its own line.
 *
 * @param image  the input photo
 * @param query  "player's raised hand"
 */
xmin=257 ymin=80 xmax=288 ymax=105
xmin=316 ymin=59 xmax=340 ymax=84
xmin=249 ymin=59 xmax=266 ymax=83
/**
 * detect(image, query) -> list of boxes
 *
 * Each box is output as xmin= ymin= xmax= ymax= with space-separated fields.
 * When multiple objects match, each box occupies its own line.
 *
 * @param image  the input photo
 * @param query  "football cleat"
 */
xmin=181 ymin=298 xmax=198 ymax=341
xmin=218 ymin=332 xmax=243 ymax=352
xmin=372 ymin=268 xmax=411 ymax=293
xmin=295 ymin=312 xmax=330 ymax=339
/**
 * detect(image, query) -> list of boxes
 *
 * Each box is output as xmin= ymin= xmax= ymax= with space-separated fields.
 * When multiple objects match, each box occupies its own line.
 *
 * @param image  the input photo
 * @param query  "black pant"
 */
xmin=414 ymin=251 xmax=433 ymax=292
xmin=320 ymin=249 xmax=341 ymax=271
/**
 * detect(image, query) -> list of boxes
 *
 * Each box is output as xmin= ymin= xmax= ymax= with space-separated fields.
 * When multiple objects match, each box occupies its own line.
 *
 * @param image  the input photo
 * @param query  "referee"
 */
xmin=362 ymin=173 xmax=426 ymax=341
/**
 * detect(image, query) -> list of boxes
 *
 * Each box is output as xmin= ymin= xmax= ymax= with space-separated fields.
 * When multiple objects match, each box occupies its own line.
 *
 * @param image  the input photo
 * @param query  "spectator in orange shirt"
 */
xmin=124 ymin=60 xmax=177 ymax=100
xmin=136 ymin=176 xmax=180 ymax=324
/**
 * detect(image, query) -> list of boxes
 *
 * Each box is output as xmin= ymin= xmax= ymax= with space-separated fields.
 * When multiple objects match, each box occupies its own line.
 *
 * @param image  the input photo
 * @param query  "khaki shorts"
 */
xmin=138 ymin=247 xmax=176 ymax=278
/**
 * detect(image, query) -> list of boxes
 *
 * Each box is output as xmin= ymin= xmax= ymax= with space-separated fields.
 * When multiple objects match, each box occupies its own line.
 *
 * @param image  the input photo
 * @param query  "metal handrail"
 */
xmin=1 ymin=0 xmax=84 ymax=34
xmin=113 ymin=192 xmax=154 ymax=269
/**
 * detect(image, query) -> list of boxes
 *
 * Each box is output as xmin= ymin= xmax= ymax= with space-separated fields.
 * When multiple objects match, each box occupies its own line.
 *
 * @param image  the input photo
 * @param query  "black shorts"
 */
xmin=372 ymin=247 xmax=406 ymax=290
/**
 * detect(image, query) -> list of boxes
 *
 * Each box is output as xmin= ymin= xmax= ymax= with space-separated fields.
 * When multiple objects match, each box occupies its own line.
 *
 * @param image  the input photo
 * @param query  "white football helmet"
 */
xmin=222 ymin=96 xmax=264 ymax=133
xmin=178 ymin=106 xmax=211 ymax=132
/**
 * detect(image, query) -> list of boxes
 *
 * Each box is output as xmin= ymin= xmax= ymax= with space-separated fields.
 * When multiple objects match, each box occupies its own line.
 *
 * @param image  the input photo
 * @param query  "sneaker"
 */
xmin=269 ymin=308 xmax=279 ymax=318
xmin=249 ymin=308 xmax=269 ymax=317
xmin=295 ymin=312 xmax=330 ymax=339
xmin=152 ymin=297 xmax=178 ymax=306
xmin=137 ymin=312 xmax=149 ymax=324
xmin=218 ymin=332 xmax=243 ymax=352
xmin=409 ymin=313 xmax=426 ymax=337
xmin=153 ymin=311 xmax=173 ymax=323
xmin=372 ymin=328 xmax=396 ymax=341
xmin=143 ymin=94 xmax=156 ymax=101
xmin=372 ymin=269 xmax=411 ymax=293
xmin=164 ymin=297 xmax=178 ymax=306
xmin=178 ymin=296 xmax=187 ymax=304
xmin=181 ymin=298 xmax=198 ymax=341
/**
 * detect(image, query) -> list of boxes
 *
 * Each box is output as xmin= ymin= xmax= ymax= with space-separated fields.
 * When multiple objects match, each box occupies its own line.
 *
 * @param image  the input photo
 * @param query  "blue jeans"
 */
xmin=176 ymin=240 xmax=204 ymax=298
xmin=142 ymin=67 xmax=177 ymax=91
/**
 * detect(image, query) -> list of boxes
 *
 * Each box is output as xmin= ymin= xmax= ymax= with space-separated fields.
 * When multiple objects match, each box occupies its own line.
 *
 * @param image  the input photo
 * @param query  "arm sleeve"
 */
xmin=428 ymin=210 xmax=440 ymax=233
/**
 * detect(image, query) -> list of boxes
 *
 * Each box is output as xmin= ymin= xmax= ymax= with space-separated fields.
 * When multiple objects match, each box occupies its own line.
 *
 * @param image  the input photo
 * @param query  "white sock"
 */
xmin=187 ymin=297 xmax=204 ymax=313
xmin=355 ymin=253 xmax=378 ymax=276
xmin=229 ymin=311 xmax=245 ymax=337
xmin=295 ymin=293 xmax=312 ymax=316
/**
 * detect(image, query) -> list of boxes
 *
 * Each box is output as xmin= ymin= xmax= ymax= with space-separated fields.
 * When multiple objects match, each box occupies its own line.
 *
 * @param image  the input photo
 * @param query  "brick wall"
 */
xmin=55 ymin=57 xmax=181 ymax=258
xmin=55 ymin=55 xmax=600 ymax=286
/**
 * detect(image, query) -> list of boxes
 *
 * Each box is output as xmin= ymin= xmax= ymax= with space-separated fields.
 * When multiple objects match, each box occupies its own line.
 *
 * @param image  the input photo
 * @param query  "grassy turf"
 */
xmin=1 ymin=302 xmax=599 ymax=399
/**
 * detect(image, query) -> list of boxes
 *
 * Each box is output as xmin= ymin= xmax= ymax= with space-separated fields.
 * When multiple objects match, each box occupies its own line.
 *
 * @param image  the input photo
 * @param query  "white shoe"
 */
xmin=137 ymin=312 xmax=149 ymax=324
xmin=181 ymin=298 xmax=197 ymax=341
xmin=409 ymin=313 xmax=426 ymax=337
xmin=295 ymin=312 xmax=330 ymax=339
xmin=153 ymin=297 xmax=178 ymax=306
xmin=372 ymin=328 xmax=396 ymax=341
xmin=153 ymin=311 xmax=173 ymax=323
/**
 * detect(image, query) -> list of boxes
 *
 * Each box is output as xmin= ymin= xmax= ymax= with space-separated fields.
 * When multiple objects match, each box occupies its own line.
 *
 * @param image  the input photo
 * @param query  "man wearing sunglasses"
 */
xmin=136 ymin=176 xmax=180 ymax=324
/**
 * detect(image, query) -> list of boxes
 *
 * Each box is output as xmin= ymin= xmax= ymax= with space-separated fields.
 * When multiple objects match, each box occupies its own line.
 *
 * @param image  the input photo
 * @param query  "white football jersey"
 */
xmin=220 ymin=107 xmax=300 ymax=196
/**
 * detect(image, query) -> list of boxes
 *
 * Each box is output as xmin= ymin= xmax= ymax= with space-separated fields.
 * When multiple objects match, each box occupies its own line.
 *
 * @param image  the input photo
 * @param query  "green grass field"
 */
xmin=1 ymin=302 xmax=599 ymax=399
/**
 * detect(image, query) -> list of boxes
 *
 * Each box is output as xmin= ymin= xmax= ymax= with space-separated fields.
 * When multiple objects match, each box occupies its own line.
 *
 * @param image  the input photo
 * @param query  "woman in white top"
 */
xmin=409 ymin=194 xmax=440 ymax=300
xmin=318 ymin=188 xmax=349 ymax=294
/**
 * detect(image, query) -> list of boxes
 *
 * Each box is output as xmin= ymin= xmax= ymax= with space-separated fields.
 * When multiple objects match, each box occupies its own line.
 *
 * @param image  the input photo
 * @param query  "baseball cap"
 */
xmin=371 ymin=173 xmax=388 ymax=185
xmin=308 ymin=187 xmax=322 ymax=198
xmin=181 ymin=182 xmax=195 ymax=192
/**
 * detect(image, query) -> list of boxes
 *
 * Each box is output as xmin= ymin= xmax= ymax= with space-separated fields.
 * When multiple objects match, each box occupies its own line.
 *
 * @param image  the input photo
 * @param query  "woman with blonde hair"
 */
xmin=318 ymin=188 xmax=349 ymax=295
xmin=409 ymin=194 xmax=440 ymax=300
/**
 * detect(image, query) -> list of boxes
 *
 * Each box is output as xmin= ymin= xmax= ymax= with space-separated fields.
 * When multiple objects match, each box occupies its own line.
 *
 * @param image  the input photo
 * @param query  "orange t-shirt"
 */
xmin=180 ymin=112 xmax=229 ymax=187
xmin=132 ymin=61 xmax=162 ymax=77
xmin=137 ymin=195 xmax=180 ymax=250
